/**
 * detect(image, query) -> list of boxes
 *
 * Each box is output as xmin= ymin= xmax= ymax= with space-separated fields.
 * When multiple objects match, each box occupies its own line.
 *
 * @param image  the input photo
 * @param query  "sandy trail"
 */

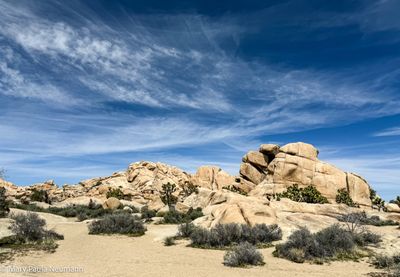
xmin=1 ymin=212 xmax=381 ymax=277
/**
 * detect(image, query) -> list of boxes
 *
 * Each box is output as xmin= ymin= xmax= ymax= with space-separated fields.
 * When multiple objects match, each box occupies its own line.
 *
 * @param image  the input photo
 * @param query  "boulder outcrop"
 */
xmin=241 ymin=142 xmax=372 ymax=207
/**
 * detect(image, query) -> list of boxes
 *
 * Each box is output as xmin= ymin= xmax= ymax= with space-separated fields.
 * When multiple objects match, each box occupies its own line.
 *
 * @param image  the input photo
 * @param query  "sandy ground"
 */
xmin=0 ymin=211 xmax=388 ymax=277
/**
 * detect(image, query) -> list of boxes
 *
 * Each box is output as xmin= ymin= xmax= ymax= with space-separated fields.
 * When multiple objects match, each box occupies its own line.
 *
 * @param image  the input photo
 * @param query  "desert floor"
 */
xmin=0 ymin=211 xmax=387 ymax=277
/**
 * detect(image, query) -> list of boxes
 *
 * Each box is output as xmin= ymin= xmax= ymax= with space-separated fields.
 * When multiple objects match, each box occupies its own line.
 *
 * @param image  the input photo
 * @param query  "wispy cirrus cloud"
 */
xmin=374 ymin=127 xmax=400 ymax=137
xmin=0 ymin=0 xmax=399 ymax=196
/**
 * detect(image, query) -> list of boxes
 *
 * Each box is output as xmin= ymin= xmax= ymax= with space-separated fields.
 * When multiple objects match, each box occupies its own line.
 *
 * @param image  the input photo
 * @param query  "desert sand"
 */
xmin=1 ymin=210 xmax=384 ymax=277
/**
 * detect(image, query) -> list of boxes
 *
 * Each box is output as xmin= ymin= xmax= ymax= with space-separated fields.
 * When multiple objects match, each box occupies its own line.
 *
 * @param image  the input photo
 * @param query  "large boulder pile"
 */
xmin=242 ymin=142 xmax=372 ymax=207
xmin=0 ymin=142 xmax=377 ymax=222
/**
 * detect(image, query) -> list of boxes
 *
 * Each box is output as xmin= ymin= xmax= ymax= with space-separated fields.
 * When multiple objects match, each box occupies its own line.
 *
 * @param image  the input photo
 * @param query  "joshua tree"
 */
xmin=160 ymin=182 xmax=178 ymax=208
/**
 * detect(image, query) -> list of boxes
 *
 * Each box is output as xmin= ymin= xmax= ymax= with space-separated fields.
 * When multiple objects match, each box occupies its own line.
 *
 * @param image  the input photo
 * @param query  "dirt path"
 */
xmin=1 ymin=212 xmax=380 ymax=277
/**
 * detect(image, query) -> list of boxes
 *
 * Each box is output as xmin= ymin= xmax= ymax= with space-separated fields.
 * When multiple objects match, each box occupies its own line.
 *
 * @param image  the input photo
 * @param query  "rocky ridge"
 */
xmin=1 ymin=142 xmax=398 ymax=229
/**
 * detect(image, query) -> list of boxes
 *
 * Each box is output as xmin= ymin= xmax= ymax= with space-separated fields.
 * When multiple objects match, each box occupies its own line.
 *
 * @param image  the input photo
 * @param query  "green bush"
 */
xmin=161 ymin=207 xmax=204 ymax=224
xmin=106 ymin=188 xmax=124 ymax=200
xmin=140 ymin=206 xmax=157 ymax=220
xmin=273 ymin=224 xmax=380 ymax=263
xmin=0 ymin=186 xmax=10 ymax=218
xmin=277 ymin=184 xmax=328 ymax=204
xmin=164 ymin=236 xmax=175 ymax=246
xmin=223 ymin=242 xmax=264 ymax=267
xmin=10 ymin=212 xmax=64 ymax=242
xmin=189 ymin=223 xmax=282 ymax=248
xmin=30 ymin=189 xmax=52 ymax=204
xmin=88 ymin=213 xmax=146 ymax=236
xmin=336 ymin=188 xmax=357 ymax=207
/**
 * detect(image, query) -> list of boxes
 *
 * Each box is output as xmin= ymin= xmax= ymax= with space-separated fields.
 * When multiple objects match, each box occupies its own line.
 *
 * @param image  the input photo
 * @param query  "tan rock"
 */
xmin=346 ymin=173 xmax=372 ymax=207
xmin=239 ymin=163 xmax=263 ymax=184
xmin=191 ymin=166 xmax=235 ymax=190
xmin=280 ymin=142 xmax=319 ymax=160
xmin=259 ymin=144 xmax=280 ymax=155
xmin=196 ymin=192 xmax=276 ymax=227
xmin=385 ymin=203 xmax=400 ymax=213
xmin=102 ymin=197 xmax=121 ymax=210
xmin=242 ymin=151 xmax=269 ymax=168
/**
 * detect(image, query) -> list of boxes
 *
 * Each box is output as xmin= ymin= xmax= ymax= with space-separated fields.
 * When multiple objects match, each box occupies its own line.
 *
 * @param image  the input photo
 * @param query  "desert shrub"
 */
xmin=161 ymin=207 xmax=203 ymax=224
xmin=30 ymin=189 xmax=51 ymax=204
xmin=372 ymin=254 xmax=400 ymax=276
xmin=160 ymin=182 xmax=178 ymax=208
xmin=186 ymin=207 xmax=204 ymax=221
xmin=277 ymin=184 xmax=328 ymax=204
xmin=140 ymin=206 xmax=157 ymax=220
xmin=222 ymin=185 xmax=248 ymax=196
xmin=315 ymin=224 xmax=355 ymax=256
xmin=182 ymin=181 xmax=199 ymax=197
xmin=353 ymin=231 xmax=382 ymax=246
xmin=0 ymin=186 xmax=10 ymax=218
xmin=274 ymin=224 xmax=381 ymax=263
xmin=338 ymin=212 xmax=398 ymax=227
xmin=177 ymin=222 xmax=197 ymax=238
xmin=106 ymin=188 xmax=124 ymax=200
xmin=189 ymin=223 xmax=282 ymax=248
xmin=336 ymin=188 xmax=357 ymax=207
xmin=88 ymin=213 xmax=146 ymax=235
xmin=10 ymin=212 xmax=63 ymax=242
xmin=223 ymin=242 xmax=264 ymax=267
xmin=274 ymin=227 xmax=324 ymax=263
xmin=164 ymin=236 xmax=175 ymax=246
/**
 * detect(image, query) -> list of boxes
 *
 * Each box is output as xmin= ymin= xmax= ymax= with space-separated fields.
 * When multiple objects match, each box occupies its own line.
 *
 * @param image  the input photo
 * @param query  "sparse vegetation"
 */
xmin=182 ymin=181 xmax=199 ymax=197
xmin=30 ymin=189 xmax=52 ymax=204
xmin=160 ymin=182 xmax=178 ymax=208
xmin=177 ymin=222 xmax=197 ymax=238
xmin=371 ymin=254 xmax=400 ymax=277
xmin=0 ymin=186 xmax=10 ymax=218
xmin=159 ymin=207 xmax=203 ymax=224
xmin=277 ymin=184 xmax=328 ymax=204
xmin=223 ymin=242 xmax=264 ymax=267
xmin=140 ymin=206 xmax=157 ymax=220
xmin=273 ymin=224 xmax=380 ymax=263
xmin=10 ymin=212 xmax=64 ymax=242
xmin=0 ymin=212 xmax=64 ymax=262
xmin=10 ymin=202 xmax=113 ymax=220
xmin=222 ymin=185 xmax=248 ymax=196
xmin=337 ymin=212 xmax=398 ymax=227
xmin=189 ymin=223 xmax=282 ymax=249
xmin=336 ymin=188 xmax=357 ymax=207
xmin=88 ymin=213 xmax=146 ymax=236
xmin=106 ymin=188 xmax=124 ymax=200
xmin=164 ymin=236 xmax=176 ymax=246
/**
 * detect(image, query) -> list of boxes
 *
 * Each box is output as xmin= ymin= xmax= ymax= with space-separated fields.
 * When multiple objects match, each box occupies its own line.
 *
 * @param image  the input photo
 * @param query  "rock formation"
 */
xmin=242 ymin=142 xmax=372 ymax=207
xmin=1 ymin=141 xmax=392 ymax=229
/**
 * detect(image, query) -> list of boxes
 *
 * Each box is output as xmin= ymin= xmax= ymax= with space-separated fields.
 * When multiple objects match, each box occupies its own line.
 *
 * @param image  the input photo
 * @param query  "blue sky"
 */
xmin=0 ymin=0 xmax=399 ymax=200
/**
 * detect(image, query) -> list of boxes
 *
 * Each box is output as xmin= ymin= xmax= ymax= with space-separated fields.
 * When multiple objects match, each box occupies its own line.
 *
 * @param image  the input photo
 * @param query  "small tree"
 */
xmin=0 ymin=187 xmax=10 ymax=218
xmin=336 ymin=188 xmax=356 ymax=207
xmin=160 ymin=182 xmax=178 ymax=208
xmin=106 ymin=188 xmax=124 ymax=199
